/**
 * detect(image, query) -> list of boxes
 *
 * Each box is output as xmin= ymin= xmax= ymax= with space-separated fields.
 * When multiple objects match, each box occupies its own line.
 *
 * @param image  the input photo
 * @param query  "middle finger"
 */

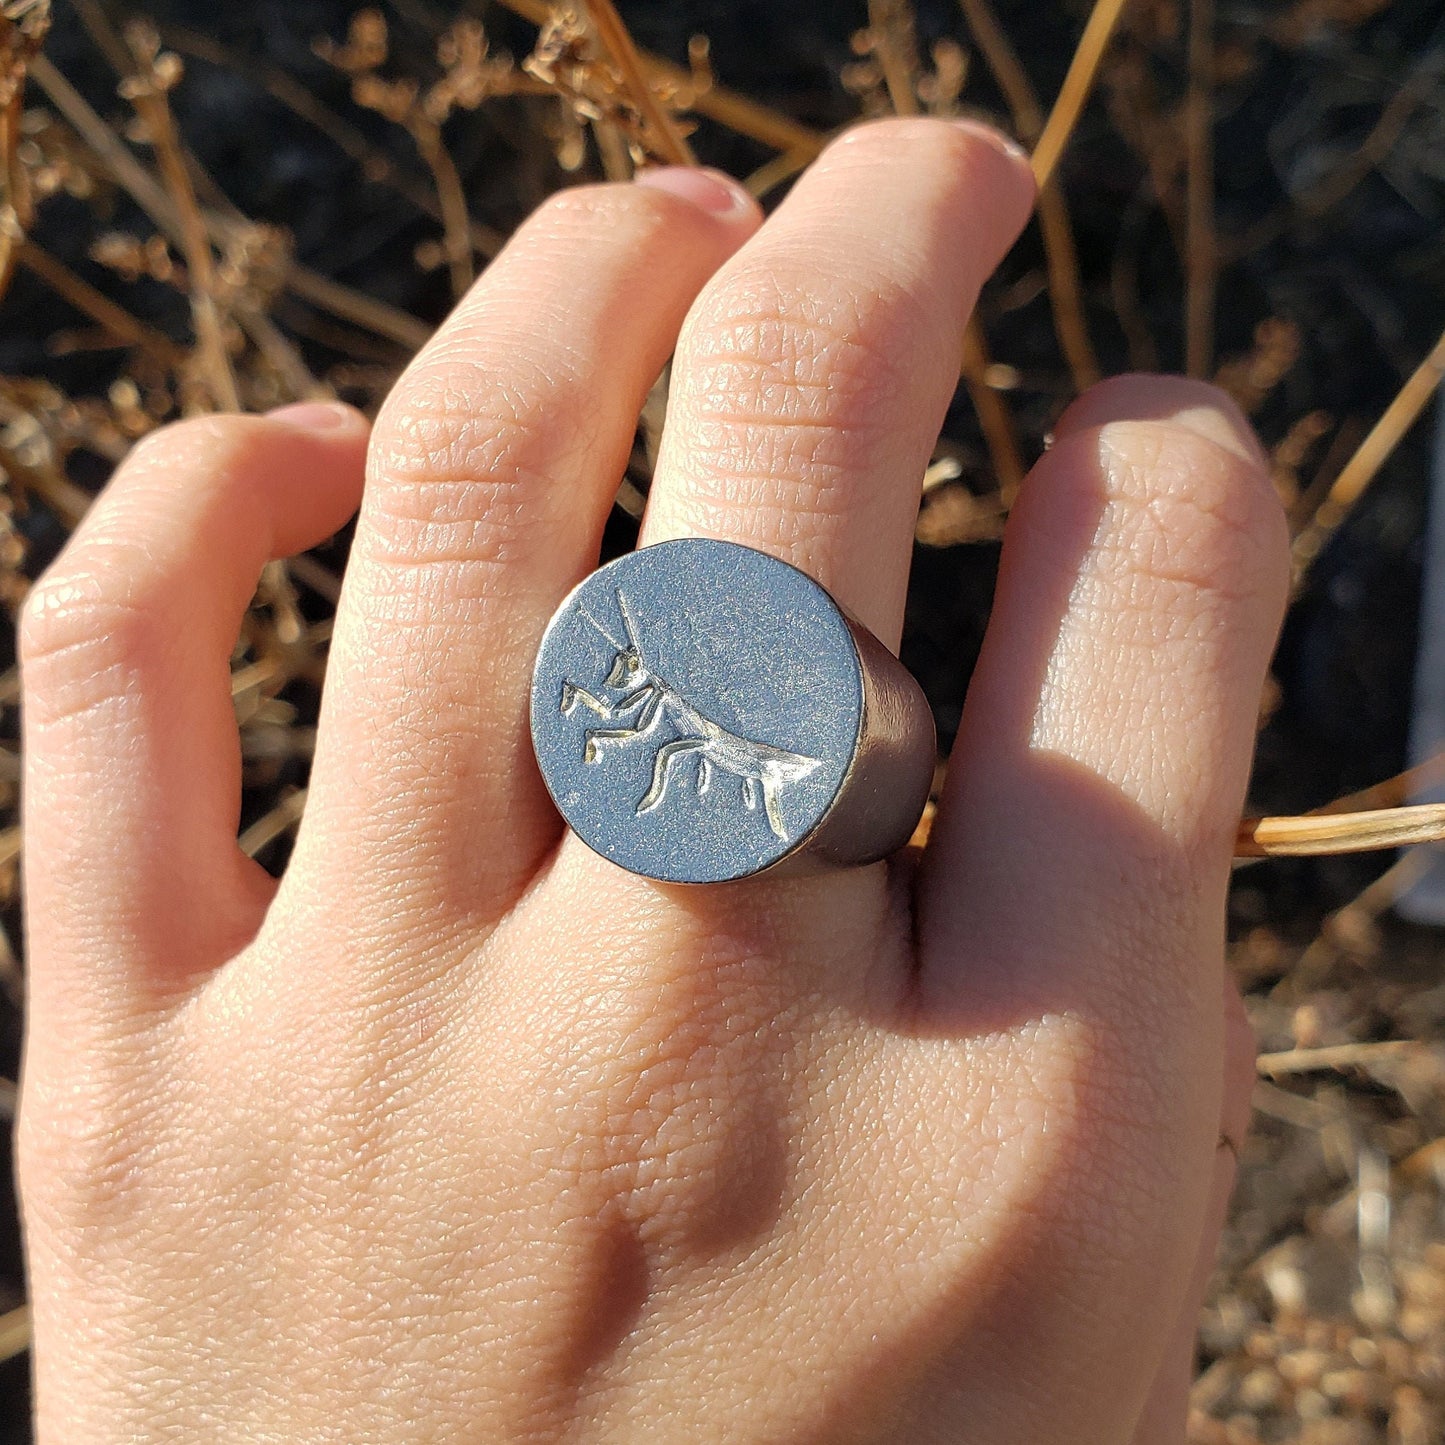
xmin=640 ymin=117 xmax=1035 ymax=649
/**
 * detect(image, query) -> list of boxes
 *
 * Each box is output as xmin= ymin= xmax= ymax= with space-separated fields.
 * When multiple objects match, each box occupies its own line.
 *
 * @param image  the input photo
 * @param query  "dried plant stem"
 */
xmin=1292 ymin=323 xmax=1445 ymax=577
xmin=123 ymin=66 xmax=239 ymax=410
xmin=0 ymin=22 xmax=34 ymax=303
xmin=1321 ymin=750 xmax=1445 ymax=815
xmin=411 ymin=119 xmax=475 ymax=300
xmin=591 ymin=116 xmax=634 ymax=181
xmin=1235 ymin=803 xmax=1445 ymax=859
xmin=159 ymin=24 xmax=505 ymax=259
xmin=1256 ymin=1041 xmax=1418 ymax=1079
xmin=36 ymin=49 xmax=430 ymax=371
xmin=495 ymin=0 xmax=821 ymax=158
xmin=17 ymin=241 xmax=183 ymax=363
xmin=29 ymin=54 xmax=177 ymax=232
xmin=742 ymin=147 xmax=812 ymax=200
xmin=582 ymin=0 xmax=695 ymax=165
xmin=238 ymin=788 xmax=309 ymax=859
xmin=1031 ymin=0 xmax=1133 ymax=192
xmin=67 ymin=1 xmax=240 ymax=405
xmin=286 ymin=265 xmax=431 ymax=352
xmin=957 ymin=0 xmax=1035 ymax=129
xmin=961 ymin=317 xmax=1026 ymax=500
xmin=236 ymin=304 xmax=324 ymax=400
xmin=869 ymin=0 xmax=922 ymax=116
xmin=0 ymin=1304 xmax=28 ymax=1364
xmin=956 ymin=0 xmax=1100 ymax=390
xmin=71 ymin=0 xmax=132 ymax=74
xmin=1184 ymin=0 xmax=1216 ymax=378
xmin=0 ymin=435 xmax=90 ymax=526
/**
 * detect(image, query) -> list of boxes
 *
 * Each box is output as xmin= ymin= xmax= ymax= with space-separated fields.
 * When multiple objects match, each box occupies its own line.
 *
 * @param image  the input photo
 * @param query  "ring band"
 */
xmin=530 ymin=538 xmax=936 ymax=884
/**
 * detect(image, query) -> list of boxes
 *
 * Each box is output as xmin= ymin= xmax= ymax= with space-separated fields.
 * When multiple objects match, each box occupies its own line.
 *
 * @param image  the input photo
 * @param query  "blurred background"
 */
xmin=0 ymin=0 xmax=1443 ymax=1439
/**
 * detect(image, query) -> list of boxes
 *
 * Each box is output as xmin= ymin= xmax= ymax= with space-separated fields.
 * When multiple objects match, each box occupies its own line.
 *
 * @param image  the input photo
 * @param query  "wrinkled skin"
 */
xmin=19 ymin=120 xmax=1284 ymax=1443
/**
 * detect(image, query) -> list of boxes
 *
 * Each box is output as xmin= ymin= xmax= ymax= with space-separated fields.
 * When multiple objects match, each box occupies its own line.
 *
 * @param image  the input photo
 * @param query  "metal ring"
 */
xmin=530 ymin=538 xmax=936 ymax=884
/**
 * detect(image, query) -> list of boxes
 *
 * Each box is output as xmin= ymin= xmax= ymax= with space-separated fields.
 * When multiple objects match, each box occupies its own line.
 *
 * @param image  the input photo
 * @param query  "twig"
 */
xmin=117 ymin=28 xmax=239 ymax=411
xmin=1235 ymin=803 xmax=1445 ymax=859
xmin=28 ymin=54 xmax=179 ymax=236
xmin=1256 ymin=1041 xmax=1419 ymax=1079
xmin=236 ymin=304 xmax=325 ymax=401
xmin=961 ymin=317 xmax=1026 ymax=501
xmin=590 ymin=114 xmax=633 ymax=181
xmin=0 ymin=1305 xmax=27 ymax=1364
xmin=65 ymin=5 xmax=238 ymax=406
xmin=17 ymin=241 xmax=183 ymax=363
xmin=0 ymin=0 xmax=47 ymax=303
xmin=1292 ymin=324 xmax=1445 ymax=579
xmin=410 ymin=117 xmax=474 ymax=300
xmin=0 ymin=434 xmax=91 ymax=526
xmin=581 ymin=0 xmax=694 ymax=165
xmin=286 ymin=264 xmax=431 ymax=353
xmin=1031 ymin=0 xmax=1133 ymax=192
xmin=869 ymin=0 xmax=921 ymax=117
xmin=956 ymin=0 xmax=1100 ymax=390
xmin=1184 ymin=0 xmax=1215 ymax=378
xmin=70 ymin=0 xmax=130 ymax=74
xmin=158 ymin=23 xmax=504 ymax=259
xmin=238 ymin=787 xmax=309 ymax=859
xmin=495 ymin=0 xmax=822 ymax=159
xmin=1224 ymin=71 xmax=1426 ymax=261
xmin=1317 ymin=750 xmax=1445 ymax=815
xmin=742 ymin=148 xmax=813 ymax=201
xmin=34 ymin=49 xmax=430 ymax=365
xmin=1110 ymin=182 xmax=1160 ymax=371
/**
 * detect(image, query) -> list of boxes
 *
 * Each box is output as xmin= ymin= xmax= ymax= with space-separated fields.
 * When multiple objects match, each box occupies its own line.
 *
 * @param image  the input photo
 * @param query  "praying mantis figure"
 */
xmin=560 ymin=591 xmax=823 ymax=842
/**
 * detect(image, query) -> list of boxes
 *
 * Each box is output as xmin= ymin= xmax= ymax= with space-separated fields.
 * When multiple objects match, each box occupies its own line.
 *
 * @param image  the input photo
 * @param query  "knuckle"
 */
xmin=521 ymin=935 xmax=792 ymax=1257
xmin=685 ymin=259 xmax=924 ymax=413
xmin=363 ymin=359 xmax=600 ymax=575
xmin=17 ymin=1061 xmax=173 ymax=1234
xmin=121 ymin=413 xmax=258 ymax=479
xmin=672 ymin=261 xmax=929 ymax=514
xmin=526 ymin=180 xmax=680 ymax=248
xmin=19 ymin=561 xmax=160 ymax=704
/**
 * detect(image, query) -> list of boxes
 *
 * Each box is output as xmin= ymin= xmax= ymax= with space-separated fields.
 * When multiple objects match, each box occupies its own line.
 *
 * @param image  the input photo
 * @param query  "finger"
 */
xmin=289 ymin=173 xmax=761 ymax=934
xmin=640 ymin=117 xmax=1036 ymax=649
xmin=21 ymin=405 xmax=369 ymax=1013
xmin=920 ymin=375 xmax=1288 ymax=981
xmin=1130 ymin=984 xmax=1255 ymax=1444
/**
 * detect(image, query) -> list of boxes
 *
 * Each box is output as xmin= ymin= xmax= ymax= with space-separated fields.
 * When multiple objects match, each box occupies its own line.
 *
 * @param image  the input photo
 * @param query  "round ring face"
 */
xmin=530 ymin=538 xmax=864 ymax=884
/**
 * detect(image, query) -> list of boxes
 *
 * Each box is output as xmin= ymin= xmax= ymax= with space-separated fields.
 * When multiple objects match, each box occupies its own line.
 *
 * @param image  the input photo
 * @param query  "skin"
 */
xmin=18 ymin=119 xmax=1286 ymax=1443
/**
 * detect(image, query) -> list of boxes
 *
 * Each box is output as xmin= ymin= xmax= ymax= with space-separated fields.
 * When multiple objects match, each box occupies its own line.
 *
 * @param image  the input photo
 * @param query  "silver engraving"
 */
xmin=561 ymin=591 xmax=823 ymax=841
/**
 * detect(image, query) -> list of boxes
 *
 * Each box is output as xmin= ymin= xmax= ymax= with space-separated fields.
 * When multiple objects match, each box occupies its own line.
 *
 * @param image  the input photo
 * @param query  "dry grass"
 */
xmin=0 ymin=0 xmax=1442 ymax=1437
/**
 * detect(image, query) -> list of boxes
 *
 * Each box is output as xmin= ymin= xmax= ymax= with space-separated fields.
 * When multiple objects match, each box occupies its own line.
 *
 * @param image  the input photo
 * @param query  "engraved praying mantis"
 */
xmin=560 ymin=591 xmax=823 ymax=842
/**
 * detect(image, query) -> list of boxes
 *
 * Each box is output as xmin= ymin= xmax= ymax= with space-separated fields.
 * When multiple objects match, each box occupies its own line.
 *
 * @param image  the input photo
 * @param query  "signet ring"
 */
xmin=529 ymin=538 xmax=936 ymax=885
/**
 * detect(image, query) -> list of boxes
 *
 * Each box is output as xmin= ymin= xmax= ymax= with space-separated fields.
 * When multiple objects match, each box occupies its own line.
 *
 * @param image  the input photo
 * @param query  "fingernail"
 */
xmin=1159 ymin=400 xmax=1269 ymax=468
xmin=948 ymin=118 xmax=1032 ymax=168
xmin=634 ymin=166 xmax=757 ymax=217
xmin=266 ymin=401 xmax=362 ymax=432
xmin=1054 ymin=376 xmax=1268 ymax=469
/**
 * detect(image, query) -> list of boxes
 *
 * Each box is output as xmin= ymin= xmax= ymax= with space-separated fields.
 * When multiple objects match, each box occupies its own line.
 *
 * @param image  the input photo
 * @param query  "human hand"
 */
xmin=19 ymin=118 xmax=1286 ymax=1442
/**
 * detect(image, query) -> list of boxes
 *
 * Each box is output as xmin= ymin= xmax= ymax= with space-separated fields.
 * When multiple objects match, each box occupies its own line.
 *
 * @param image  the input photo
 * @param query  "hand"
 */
xmin=19 ymin=118 xmax=1286 ymax=1443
